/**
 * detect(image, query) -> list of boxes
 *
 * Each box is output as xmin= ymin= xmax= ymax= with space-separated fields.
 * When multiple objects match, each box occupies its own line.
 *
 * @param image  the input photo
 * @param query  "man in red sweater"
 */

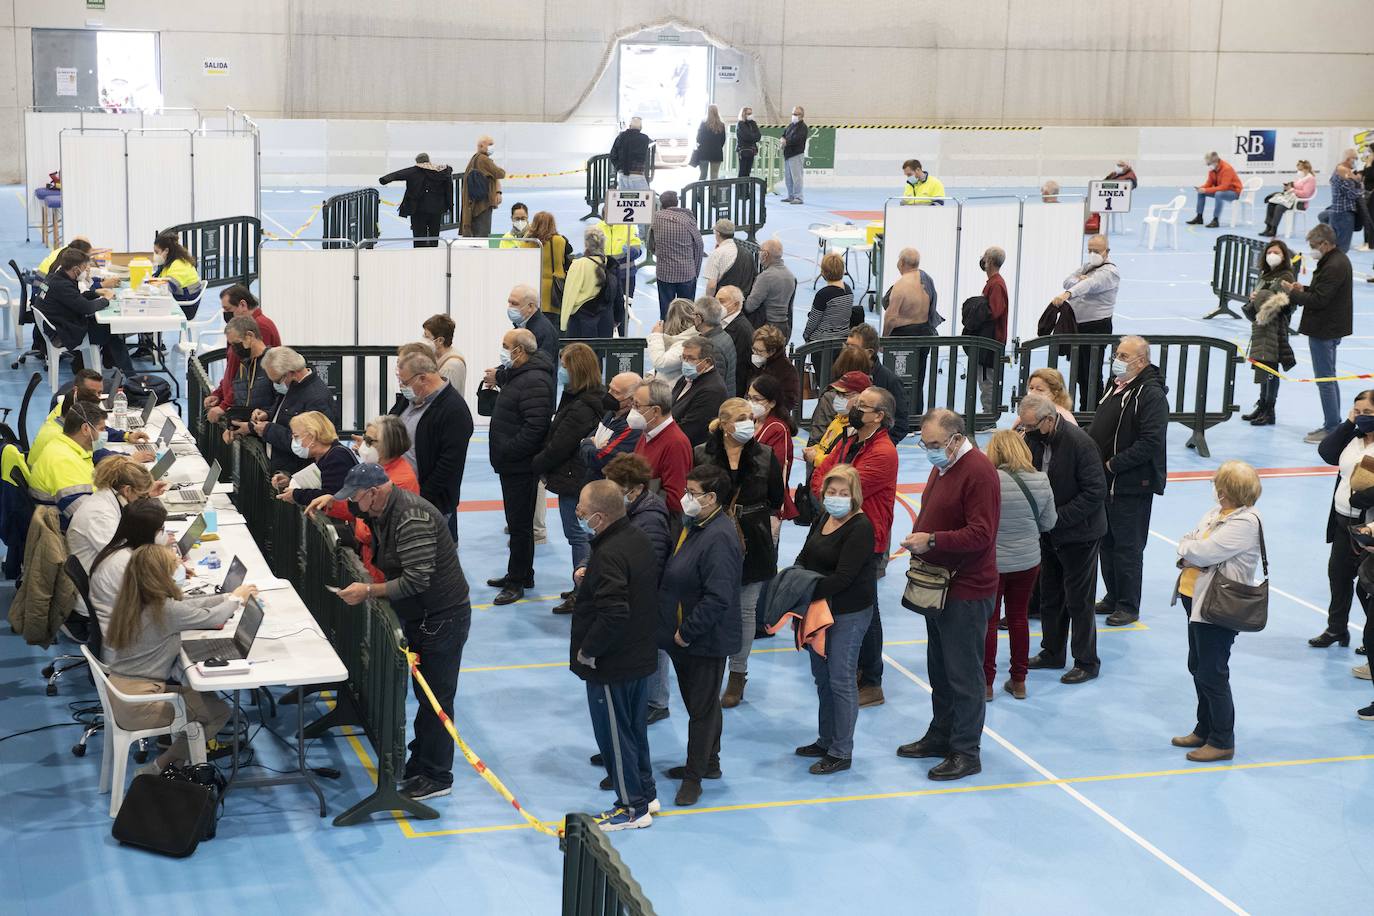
xmin=896 ymin=409 xmax=1000 ymax=782
xmin=631 ymin=379 xmax=692 ymax=514
xmin=813 ymin=386 xmax=898 ymax=708
xmin=976 ymin=246 xmax=1010 ymax=428
xmin=204 ymin=285 xmax=281 ymax=417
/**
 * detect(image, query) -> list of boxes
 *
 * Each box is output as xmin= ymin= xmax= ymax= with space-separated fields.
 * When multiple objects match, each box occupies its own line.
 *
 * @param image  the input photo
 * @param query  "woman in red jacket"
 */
xmin=747 ymin=373 xmax=798 ymax=522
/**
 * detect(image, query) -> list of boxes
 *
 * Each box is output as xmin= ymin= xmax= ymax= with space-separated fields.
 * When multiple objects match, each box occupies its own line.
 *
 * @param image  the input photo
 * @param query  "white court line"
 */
xmin=883 ymin=654 xmax=1250 ymax=915
xmin=261 ymin=211 xmax=316 ymax=249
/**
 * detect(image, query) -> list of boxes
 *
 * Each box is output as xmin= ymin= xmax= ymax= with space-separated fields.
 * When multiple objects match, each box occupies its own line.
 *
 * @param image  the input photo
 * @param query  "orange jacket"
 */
xmin=1202 ymin=159 xmax=1243 ymax=194
xmin=766 ymin=598 xmax=835 ymax=657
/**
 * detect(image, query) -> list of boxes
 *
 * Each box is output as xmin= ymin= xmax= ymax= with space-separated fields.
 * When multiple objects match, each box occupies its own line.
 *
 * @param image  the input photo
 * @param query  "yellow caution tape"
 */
xmin=758 ymin=124 xmax=1042 ymax=131
xmin=262 ymin=204 xmax=321 ymax=242
xmin=1248 ymin=358 xmax=1374 ymax=384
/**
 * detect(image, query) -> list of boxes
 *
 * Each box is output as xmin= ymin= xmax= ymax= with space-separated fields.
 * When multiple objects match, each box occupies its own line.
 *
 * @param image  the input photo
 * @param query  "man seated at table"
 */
xmin=30 ymin=371 xmax=153 ymax=465
xmin=36 ymin=247 xmax=133 ymax=372
xmin=28 ymin=402 xmax=107 ymax=528
xmin=249 ymin=346 xmax=338 ymax=475
xmin=203 ymin=286 xmax=281 ymax=418
xmin=333 ymin=463 xmax=473 ymax=802
xmin=36 ymin=237 xmax=116 ymax=291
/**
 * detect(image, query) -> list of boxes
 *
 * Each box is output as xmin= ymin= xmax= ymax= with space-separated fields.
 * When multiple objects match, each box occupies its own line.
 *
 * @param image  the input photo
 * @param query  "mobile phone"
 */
xmin=325 ymin=585 xmax=342 ymax=594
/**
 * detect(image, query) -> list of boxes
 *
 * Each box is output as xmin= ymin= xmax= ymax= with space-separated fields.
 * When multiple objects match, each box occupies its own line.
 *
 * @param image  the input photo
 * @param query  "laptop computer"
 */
xmin=176 ymin=513 xmax=208 ymax=558
xmin=131 ymin=399 xmax=162 ymax=447
xmin=149 ymin=449 xmax=176 ymax=481
xmin=101 ymin=368 xmax=124 ymax=400
xmin=184 ymin=555 xmax=246 ymax=597
xmin=163 ymin=460 xmax=219 ymax=512
xmin=183 ymin=595 xmax=265 ymax=664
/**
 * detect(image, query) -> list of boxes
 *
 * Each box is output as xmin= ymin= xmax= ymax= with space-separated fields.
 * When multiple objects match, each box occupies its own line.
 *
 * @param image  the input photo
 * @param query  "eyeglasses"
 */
xmin=746 ymin=394 xmax=769 ymax=404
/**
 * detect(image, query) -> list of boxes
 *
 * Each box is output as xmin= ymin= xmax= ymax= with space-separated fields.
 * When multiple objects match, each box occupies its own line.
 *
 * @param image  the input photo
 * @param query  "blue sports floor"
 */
xmin=2 ymin=175 xmax=1373 ymax=915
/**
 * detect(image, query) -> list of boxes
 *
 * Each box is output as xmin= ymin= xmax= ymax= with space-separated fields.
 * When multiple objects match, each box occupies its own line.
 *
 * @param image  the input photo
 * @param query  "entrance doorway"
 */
xmin=617 ymin=42 xmax=712 ymax=169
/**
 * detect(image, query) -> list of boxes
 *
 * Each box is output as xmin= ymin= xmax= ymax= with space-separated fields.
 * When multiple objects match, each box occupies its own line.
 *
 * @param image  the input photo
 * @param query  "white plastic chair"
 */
xmin=1230 ymin=177 xmax=1263 ymax=227
xmin=81 ymin=646 xmax=206 ymax=817
xmin=176 ymin=288 xmax=224 ymax=358
xmin=32 ymin=308 xmax=101 ymax=396
xmin=1280 ymin=200 xmax=1311 ymax=239
xmin=1142 ymin=195 xmax=1187 ymax=250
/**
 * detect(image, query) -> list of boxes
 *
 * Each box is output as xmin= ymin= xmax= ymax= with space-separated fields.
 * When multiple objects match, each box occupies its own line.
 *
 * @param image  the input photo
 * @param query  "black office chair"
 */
xmin=6 ymin=372 xmax=43 ymax=453
xmin=62 ymin=554 xmax=109 ymax=758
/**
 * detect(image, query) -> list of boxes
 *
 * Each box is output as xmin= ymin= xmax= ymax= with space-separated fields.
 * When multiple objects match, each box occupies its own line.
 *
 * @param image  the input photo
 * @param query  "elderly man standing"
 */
xmin=484 ymin=328 xmax=555 ymax=604
xmin=254 ymin=345 xmax=338 ymax=474
xmin=572 ymin=480 xmax=661 ymax=831
xmin=1018 ymin=395 xmax=1107 ymax=684
xmin=333 ymin=464 xmax=471 ymax=802
xmin=1318 ymin=150 xmax=1362 ymax=253
xmin=652 ymin=191 xmax=704 ymax=318
xmin=610 ymin=117 xmax=652 ymax=189
xmin=380 ymin=153 xmax=453 ymax=248
xmin=896 ymin=409 xmax=1000 ymax=781
xmin=1051 ymin=233 xmax=1119 ymax=409
xmin=693 ymin=296 xmax=736 ymax=394
xmin=506 ymin=283 xmax=558 ymax=363
xmin=390 ymin=350 xmax=473 ymax=530
xmin=882 ymin=248 xmax=936 ymax=415
xmin=976 ymin=246 xmax=1010 ymax=422
xmin=744 ymin=239 xmax=798 ymax=334
xmin=582 ymin=372 xmax=644 ymax=482
xmin=717 ymin=286 xmax=754 ymax=396
xmin=631 ymin=378 xmax=692 ymax=514
xmin=1086 ymin=336 xmax=1168 ymax=627
xmin=1284 ymin=224 xmax=1354 ymax=442
xmin=703 ymin=219 xmax=755 ymax=297
xmin=781 ymin=105 xmax=808 ymax=204
xmin=670 ymin=336 xmax=729 ymax=446
xmin=461 ymin=135 xmax=506 ymax=238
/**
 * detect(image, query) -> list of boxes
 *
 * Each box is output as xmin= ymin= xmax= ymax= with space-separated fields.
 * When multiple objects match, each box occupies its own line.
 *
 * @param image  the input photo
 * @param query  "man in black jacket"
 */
xmin=486 ymin=328 xmax=555 ymax=604
xmin=781 ymin=105 xmax=808 ymax=204
xmin=1284 ymin=224 xmax=1354 ymax=442
xmin=1086 ymin=336 xmax=1168 ymax=627
xmin=251 ymin=346 xmax=338 ymax=474
xmin=37 ymin=247 xmax=133 ymax=372
xmin=507 ymin=284 xmax=558 ymax=363
xmin=718 ymin=286 xmax=754 ymax=397
xmin=571 ymin=480 xmax=661 ymax=830
xmin=379 ymin=153 xmax=453 ymax=248
xmin=1018 ymin=395 xmax=1108 ymax=684
xmin=670 ymin=337 xmax=729 ymax=446
xmin=609 ymin=117 xmax=653 ymax=188
xmin=845 ymin=325 xmax=911 ymax=443
xmin=390 ymin=350 xmax=474 ymax=531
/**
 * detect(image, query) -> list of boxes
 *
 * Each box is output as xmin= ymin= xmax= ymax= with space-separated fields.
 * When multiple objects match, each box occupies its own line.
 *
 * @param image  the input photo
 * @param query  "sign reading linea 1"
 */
xmin=1088 ymin=180 xmax=1132 ymax=214
xmin=607 ymin=189 xmax=654 ymax=225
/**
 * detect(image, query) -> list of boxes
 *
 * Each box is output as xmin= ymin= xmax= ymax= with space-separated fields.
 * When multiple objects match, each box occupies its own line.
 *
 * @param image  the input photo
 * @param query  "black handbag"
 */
xmin=476 ymin=383 xmax=498 ymax=417
xmin=112 ymin=763 xmax=226 ymax=857
xmin=1197 ymin=519 xmax=1269 ymax=633
xmin=792 ymin=482 xmax=816 ymax=527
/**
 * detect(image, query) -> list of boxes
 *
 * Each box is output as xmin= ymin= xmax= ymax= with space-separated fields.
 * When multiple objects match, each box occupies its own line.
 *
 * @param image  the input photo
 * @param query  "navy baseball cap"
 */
xmin=333 ymin=463 xmax=390 ymax=500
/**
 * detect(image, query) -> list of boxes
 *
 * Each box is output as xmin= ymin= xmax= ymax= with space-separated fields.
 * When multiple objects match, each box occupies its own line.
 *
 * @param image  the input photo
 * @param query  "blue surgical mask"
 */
xmin=832 ymin=396 xmax=848 ymax=413
xmin=498 ymin=348 xmax=514 ymax=368
xmin=92 ymin=429 xmax=108 ymax=450
xmin=925 ymin=437 xmax=953 ymax=469
xmin=291 ymin=437 xmax=310 ymax=459
xmin=507 ymin=307 xmax=524 ymax=325
xmin=1110 ymin=357 xmax=1130 ymax=378
xmin=399 ymin=385 xmax=416 ymax=401
xmin=577 ymin=514 xmax=597 ymax=536
xmin=681 ymin=361 xmax=699 ymax=380
xmin=1355 ymin=414 xmax=1374 ymax=435
xmin=558 ymin=365 xmax=570 ymax=389
xmin=823 ymin=496 xmax=851 ymax=518
xmin=731 ymin=419 xmax=755 ymax=442
xmin=273 ymin=380 xmax=289 ymax=395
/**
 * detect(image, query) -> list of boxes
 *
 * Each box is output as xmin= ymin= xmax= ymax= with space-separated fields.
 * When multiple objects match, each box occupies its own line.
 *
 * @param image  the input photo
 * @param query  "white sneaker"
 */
xmin=1354 ymin=663 xmax=1371 ymax=681
xmin=135 ymin=761 xmax=161 ymax=778
xmin=648 ymin=797 xmax=661 ymax=814
xmin=594 ymin=806 xmax=652 ymax=831
xmin=1357 ymin=244 xmax=1372 ymax=252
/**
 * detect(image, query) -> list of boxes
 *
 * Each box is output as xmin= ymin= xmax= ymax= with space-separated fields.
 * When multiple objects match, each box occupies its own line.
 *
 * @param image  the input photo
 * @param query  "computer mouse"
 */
xmin=204 ymin=657 xmax=228 ymax=667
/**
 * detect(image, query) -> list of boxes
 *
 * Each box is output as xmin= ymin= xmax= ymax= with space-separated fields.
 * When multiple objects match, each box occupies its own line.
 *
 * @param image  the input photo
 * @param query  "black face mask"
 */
xmin=231 ymin=342 xmax=251 ymax=360
xmin=347 ymin=499 xmax=364 ymax=518
xmin=221 ymin=310 xmax=234 ymax=324
xmin=978 ymin=258 xmax=987 ymax=271
xmin=602 ymin=392 xmax=621 ymax=413
xmin=847 ymin=408 xmax=868 ymax=430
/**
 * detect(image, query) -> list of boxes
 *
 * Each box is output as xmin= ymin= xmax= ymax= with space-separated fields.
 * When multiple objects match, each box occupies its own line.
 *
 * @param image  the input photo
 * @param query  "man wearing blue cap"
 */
xmin=332 ymin=463 xmax=470 ymax=803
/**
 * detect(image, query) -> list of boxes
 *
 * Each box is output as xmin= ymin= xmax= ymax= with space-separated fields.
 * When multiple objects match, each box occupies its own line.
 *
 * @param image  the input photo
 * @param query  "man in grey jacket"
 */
xmin=694 ymin=296 xmax=736 ymax=394
xmin=744 ymin=239 xmax=797 ymax=335
xmin=1051 ymin=234 xmax=1120 ymax=409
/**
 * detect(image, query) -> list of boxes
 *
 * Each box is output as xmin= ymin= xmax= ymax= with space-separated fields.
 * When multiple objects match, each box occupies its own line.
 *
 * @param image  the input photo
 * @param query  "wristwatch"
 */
xmin=927 ymin=533 xmax=936 ymax=550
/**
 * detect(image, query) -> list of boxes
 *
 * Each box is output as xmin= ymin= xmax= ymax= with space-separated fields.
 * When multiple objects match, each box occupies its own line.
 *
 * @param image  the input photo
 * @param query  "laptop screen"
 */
xmin=233 ymin=596 xmax=265 ymax=656
xmin=202 ymin=461 xmax=221 ymax=497
xmin=177 ymin=514 xmax=207 ymax=557
xmin=220 ymin=556 xmax=246 ymax=593
xmin=140 ymin=394 xmax=158 ymax=425
xmin=150 ymin=450 xmax=176 ymax=481
xmin=156 ymin=417 xmax=176 ymax=446
xmin=101 ymin=368 xmax=124 ymax=398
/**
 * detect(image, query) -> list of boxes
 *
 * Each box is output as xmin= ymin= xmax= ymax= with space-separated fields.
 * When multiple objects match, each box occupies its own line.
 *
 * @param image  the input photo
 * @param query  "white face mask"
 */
xmin=291 ymin=437 xmax=310 ymax=459
xmin=627 ymin=408 xmax=647 ymax=430
xmin=172 ymin=563 xmax=187 ymax=585
xmin=681 ymin=493 xmax=703 ymax=517
xmin=832 ymin=396 xmax=849 ymax=414
xmin=750 ymin=401 xmax=767 ymax=418
xmin=790 ymin=115 xmax=800 ymax=123
xmin=750 ymin=353 xmax=767 ymax=368
xmin=1085 ymin=251 xmax=1105 ymax=268
xmin=358 ymin=444 xmax=379 ymax=464
xmin=512 ymin=218 xmax=528 ymax=232
xmin=153 ymin=252 xmax=167 ymax=267
xmin=1265 ymin=252 xmax=1283 ymax=268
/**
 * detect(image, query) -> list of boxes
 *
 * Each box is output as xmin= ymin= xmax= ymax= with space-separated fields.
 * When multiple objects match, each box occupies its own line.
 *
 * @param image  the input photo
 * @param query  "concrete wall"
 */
xmin=6 ymin=0 xmax=1374 ymax=182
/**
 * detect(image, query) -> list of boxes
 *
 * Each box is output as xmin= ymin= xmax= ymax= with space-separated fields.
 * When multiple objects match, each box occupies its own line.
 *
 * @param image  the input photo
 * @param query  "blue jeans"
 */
xmin=1195 ymin=189 xmax=1238 ymax=220
xmin=657 ymin=279 xmax=697 ymax=320
xmin=1181 ymin=597 xmax=1237 ymax=750
xmin=1309 ymin=336 xmax=1341 ymax=430
xmin=808 ymin=606 xmax=873 ymax=759
xmin=648 ymin=650 xmax=671 ymax=710
xmin=1318 ymin=208 xmax=1355 ymax=252
xmin=617 ymin=172 xmax=649 ymax=191
xmin=587 ymin=676 xmax=656 ymax=814
xmin=557 ymin=493 xmax=590 ymax=570
xmin=784 ymin=155 xmax=805 ymax=201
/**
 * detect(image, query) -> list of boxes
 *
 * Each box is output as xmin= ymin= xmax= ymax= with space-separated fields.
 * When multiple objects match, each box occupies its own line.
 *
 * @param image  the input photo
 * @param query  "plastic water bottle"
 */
xmin=205 ymin=550 xmax=221 ymax=570
xmin=112 ymin=388 xmax=128 ymax=430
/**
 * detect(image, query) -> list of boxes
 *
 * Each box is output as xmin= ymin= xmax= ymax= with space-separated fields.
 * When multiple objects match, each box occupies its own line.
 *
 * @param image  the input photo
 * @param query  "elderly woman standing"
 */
xmin=1026 ymin=368 xmax=1077 ymax=426
xmin=1173 ymin=461 xmax=1265 ymax=762
xmin=562 ymin=227 xmax=613 ymax=338
xmin=647 ymin=298 xmax=701 ymax=384
xmin=272 ymin=411 xmax=358 ymax=514
xmin=1241 ymin=240 xmax=1297 ymax=426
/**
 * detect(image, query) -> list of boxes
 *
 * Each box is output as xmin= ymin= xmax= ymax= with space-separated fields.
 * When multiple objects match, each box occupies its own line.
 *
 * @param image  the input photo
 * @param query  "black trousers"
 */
xmin=410 ymin=210 xmax=443 ymax=247
xmin=1071 ymin=317 xmax=1113 ymax=410
xmin=1181 ymin=597 xmax=1238 ymax=749
xmin=499 ymin=471 xmax=538 ymax=583
xmin=924 ymin=596 xmax=995 ymax=756
xmin=738 ymin=151 xmax=756 ymax=177
xmin=402 ymin=604 xmax=471 ymax=786
xmin=888 ymin=323 xmax=936 ymax=414
xmin=668 ymin=650 xmax=726 ymax=781
xmin=1100 ymin=493 xmax=1154 ymax=617
xmin=1326 ymin=515 xmax=1371 ymax=632
xmin=76 ymin=321 xmax=134 ymax=373
xmin=1039 ymin=536 xmax=1101 ymax=671
xmin=857 ymin=553 xmax=886 ymax=688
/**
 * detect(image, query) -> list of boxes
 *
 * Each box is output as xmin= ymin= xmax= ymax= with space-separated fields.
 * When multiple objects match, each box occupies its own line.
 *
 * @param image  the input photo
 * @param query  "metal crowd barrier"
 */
xmin=322 ymin=188 xmax=381 ymax=248
xmin=561 ymin=813 xmax=658 ymax=916
xmin=160 ymin=216 xmax=262 ymax=288
xmin=1205 ymin=234 xmax=1265 ymax=320
xmin=440 ymin=173 xmax=466 ymax=232
xmin=680 ymin=177 xmax=768 ymax=241
xmin=186 ymin=349 xmax=236 ymax=482
xmin=584 ymin=149 xmax=657 ymax=219
xmin=562 ymin=337 xmax=648 ymax=382
xmin=1017 ymin=334 xmax=1241 ymax=457
xmin=790 ymin=335 xmax=1008 ymax=434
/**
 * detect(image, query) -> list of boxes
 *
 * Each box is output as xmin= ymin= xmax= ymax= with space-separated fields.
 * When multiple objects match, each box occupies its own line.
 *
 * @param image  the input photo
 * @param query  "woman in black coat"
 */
xmin=532 ymin=343 xmax=606 ymax=613
xmin=692 ymin=397 xmax=783 ymax=708
xmin=736 ymin=106 xmax=762 ymax=177
xmin=693 ymin=105 xmax=727 ymax=181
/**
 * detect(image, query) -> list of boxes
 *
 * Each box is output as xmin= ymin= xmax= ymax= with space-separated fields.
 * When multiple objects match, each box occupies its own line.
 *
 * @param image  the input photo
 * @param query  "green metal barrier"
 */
xmin=561 ymin=813 xmax=658 ymax=915
xmin=585 ymin=149 xmax=657 ymax=220
xmin=186 ymin=349 xmax=235 ymax=482
xmin=560 ymin=337 xmax=648 ymax=383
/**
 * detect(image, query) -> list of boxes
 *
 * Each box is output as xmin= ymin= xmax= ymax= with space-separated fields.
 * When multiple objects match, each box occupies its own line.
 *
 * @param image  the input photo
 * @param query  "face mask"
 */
xmin=627 ymin=408 xmax=647 ymax=430
xmin=926 ymin=442 xmax=952 ymax=469
xmin=791 ymin=115 xmax=800 ymax=123
xmin=979 ymin=257 xmax=987 ymax=271
xmin=155 ymin=530 xmax=172 ymax=547
xmin=823 ymin=495 xmax=851 ymax=518
xmin=273 ymin=380 xmax=290 ymax=395
xmin=576 ymin=514 xmax=598 ymax=537
xmin=750 ymin=353 xmax=767 ymax=368
xmin=1085 ymin=252 xmax=1105 ymax=269
xmin=231 ymin=342 xmax=251 ymax=360
xmin=601 ymin=392 xmax=621 ymax=413
xmin=1110 ymin=357 xmax=1131 ymax=378
xmin=832 ymin=396 xmax=848 ymax=414
xmin=1265 ymin=252 xmax=1283 ymax=268
xmin=681 ymin=493 xmax=703 ymax=518
xmin=91 ymin=427 xmax=108 ymax=450
xmin=172 ymin=563 xmax=187 ymax=585
xmin=498 ymin=348 xmax=514 ymax=368
xmin=847 ymin=407 xmax=868 ymax=429
xmin=750 ymin=401 xmax=767 ymax=418
xmin=557 ymin=365 xmax=570 ymax=389
xmin=399 ymin=384 xmax=416 ymax=401
xmin=731 ymin=420 xmax=755 ymax=442
xmin=221 ymin=310 xmax=234 ymax=324
xmin=347 ymin=499 xmax=364 ymax=518
xmin=153 ymin=252 xmax=166 ymax=267
xmin=291 ymin=437 xmax=310 ymax=459
xmin=358 ymin=444 xmax=379 ymax=464
xmin=512 ymin=219 xmax=528 ymax=232
xmin=1355 ymin=415 xmax=1374 ymax=435
xmin=681 ymin=361 xmax=700 ymax=380
xmin=506 ymin=307 xmax=524 ymax=325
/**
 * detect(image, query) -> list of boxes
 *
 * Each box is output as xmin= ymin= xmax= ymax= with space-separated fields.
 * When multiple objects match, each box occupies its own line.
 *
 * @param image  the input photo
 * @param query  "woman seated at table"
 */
xmin=272 ymin=411 xmax=358 ymax=517
xmin=37 ymin=246 xmax=133 ymax=373
xmin=104 ymin=533 xmax=256 ymax=775
xmin=151 ymin=233 xmax=204 ymax=319
xmin=90 ymin=499 xmax=178 ymax=644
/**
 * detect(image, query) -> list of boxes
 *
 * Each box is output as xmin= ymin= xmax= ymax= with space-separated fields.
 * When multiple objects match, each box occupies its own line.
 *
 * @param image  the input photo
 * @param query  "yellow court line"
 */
xmin=471 ymin=593 xmax=564 ymax=611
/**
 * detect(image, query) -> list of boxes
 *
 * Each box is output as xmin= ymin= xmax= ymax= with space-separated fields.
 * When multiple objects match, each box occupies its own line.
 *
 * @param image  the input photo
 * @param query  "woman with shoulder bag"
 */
xmin=693 ymin=398 xmax=784 ymax=708
xmin=1241 ymin=240 xmax=1297 ymax=426
xmin=983 ymin=431 xmax=1057 ymax=701
xmin=1172 ymin=461 xmax=1265 ymax=762
xmin=1314 ymin=390 xmax=1374 ymax=648
xmin=532 ymin=343 xmax=607 ymax=614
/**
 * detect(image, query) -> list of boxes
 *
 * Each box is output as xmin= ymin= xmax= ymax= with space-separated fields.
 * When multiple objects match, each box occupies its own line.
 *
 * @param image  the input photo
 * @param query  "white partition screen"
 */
xmin=59 ymin=132 xmax=127 ymax=248
xmin=450 ymin=241 xmax=543 ymax=410
xmin=192 ymin=133 xmax=258 ymax=224
xmin=24 ymin=112 xmax=81 ymax=225
xmin=1015 ymin=198 xmax=1089 ymax=343
xmin=356 ymin=245 xmax=450 ymax=348
xmin=126 ymin=131 xmax=194 ymax=248
xmin=954 ymin=198 xmax=1022 ymax=339
xmin=880 ymin=199 xmax=960 ymax=332
xmin=259 ymin=247 xmax=359 ymax=346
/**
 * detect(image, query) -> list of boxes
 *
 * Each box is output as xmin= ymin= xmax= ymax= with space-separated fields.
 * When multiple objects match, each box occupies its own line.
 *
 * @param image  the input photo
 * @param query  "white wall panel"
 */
xmin=1015 ymin=199 xmax=1087 ymax=342
xmin=192 ymin=134 xmax=258 ymax=222
xmin=58 ymin=132 xmax=127 ymax=248
xmin=449 ymin=242 xmax=542 ymax=413
xmin=954 ymin=199 xmax=1021 ymax=338
xmin=356 ymin=246 xmax=449 ymax=349
xmin=126 ymin=131 xmax=194 ymax=246
xmin=24 ymin=111 xmax=79 ymax=225
xmin=259 ymin=247 xmax=358 ymax=346
xmin=880 ymin=199 xmax=959 ymax=331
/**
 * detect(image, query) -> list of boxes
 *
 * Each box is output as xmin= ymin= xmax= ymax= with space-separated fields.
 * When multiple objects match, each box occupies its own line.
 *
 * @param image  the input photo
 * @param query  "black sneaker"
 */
xmin=589 ymin=753 xmax=604 ymax=766
xmin=666 ymin=764 xmax=721 ymax=780
xmin=1358 ymin=703 xmax=1374 ymax=721
xmin=647 ymin=706 xmax=669 ymax=725
xmin=400 ymin=775 xmax=452 ymax=801
xmin=1185 ymin=216 xmax=1204 ymax=225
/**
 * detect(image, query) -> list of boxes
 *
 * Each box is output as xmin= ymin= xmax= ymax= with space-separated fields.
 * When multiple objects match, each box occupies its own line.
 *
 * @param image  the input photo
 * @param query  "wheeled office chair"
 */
xmin=62 ymin=554 xmax=108 ymax=758
xmin=7 ymin=259 xmax=44 ymax=371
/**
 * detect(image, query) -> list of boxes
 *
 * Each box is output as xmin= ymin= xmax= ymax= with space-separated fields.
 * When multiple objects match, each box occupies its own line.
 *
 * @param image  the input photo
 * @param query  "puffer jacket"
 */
xmin=657 ymin=509 xmax=743 ymax=657
xmin=532 ymin=385 xmax=606 ymax=496
xmin=8 ymin=506 xmax=75 ymax=647
xmin=488 ymin=350 xmax=556 ymax=474
xmin=1244 ymin=276 xmax=1296 ymax=372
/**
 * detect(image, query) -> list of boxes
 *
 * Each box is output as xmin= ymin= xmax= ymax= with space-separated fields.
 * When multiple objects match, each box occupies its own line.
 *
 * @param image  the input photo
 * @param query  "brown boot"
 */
xmin=1171 ymin=733 xmax=1205 ymax=748
xmin=1003 ymin=679 xmax=1026 ymax=700
xmin=857 ymin=685 xmax=885 ymax=708
xmin=984 ymin=685 xmax=994 ymax=701
xmin=1186 ymin=744 xmax=1234 ymax=762
xmin=720 ymin=672 xmax=747 ymax=708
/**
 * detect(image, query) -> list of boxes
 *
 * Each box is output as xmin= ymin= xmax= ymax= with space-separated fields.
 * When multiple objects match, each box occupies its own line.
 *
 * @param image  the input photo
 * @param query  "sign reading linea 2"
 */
xmin=1088 ymin=180 xmax=1132 ymax=214
xmin=606 ymin=190 xmax=654 ymax=225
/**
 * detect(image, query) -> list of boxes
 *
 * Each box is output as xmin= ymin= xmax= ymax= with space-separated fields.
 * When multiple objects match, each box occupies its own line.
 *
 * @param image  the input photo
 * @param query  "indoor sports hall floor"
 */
xmin=1 ymin=177 xmax=1372 ymax=915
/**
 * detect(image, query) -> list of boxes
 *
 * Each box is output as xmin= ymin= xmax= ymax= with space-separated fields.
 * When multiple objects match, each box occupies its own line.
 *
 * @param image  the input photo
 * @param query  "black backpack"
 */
xmin=466 ymin=167 xmax=489 ymax=203
xmin=123 ymin=374 xmax=173 ymax=405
